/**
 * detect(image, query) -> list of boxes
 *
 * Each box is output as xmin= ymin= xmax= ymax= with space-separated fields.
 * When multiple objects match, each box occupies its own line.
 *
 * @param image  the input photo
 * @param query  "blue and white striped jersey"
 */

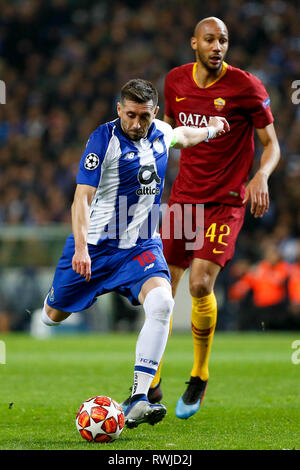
xmin=76 ymin=118 xmax=174 ymax=248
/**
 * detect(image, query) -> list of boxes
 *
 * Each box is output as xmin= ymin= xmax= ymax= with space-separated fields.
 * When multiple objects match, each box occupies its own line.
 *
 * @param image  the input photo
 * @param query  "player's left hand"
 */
xmin=242 ymin=170 xmax=269 ymax=218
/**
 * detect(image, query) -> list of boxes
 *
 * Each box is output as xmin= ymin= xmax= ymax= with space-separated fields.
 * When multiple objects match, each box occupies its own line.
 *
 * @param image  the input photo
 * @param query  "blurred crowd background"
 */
xmin=0 ymin=0 xmax=299 ymax=333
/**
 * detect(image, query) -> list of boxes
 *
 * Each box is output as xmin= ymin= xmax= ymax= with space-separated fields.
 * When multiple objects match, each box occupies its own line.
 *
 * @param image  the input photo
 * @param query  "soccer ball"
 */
xmin=76 ymin=395 xmax=125 ymax=443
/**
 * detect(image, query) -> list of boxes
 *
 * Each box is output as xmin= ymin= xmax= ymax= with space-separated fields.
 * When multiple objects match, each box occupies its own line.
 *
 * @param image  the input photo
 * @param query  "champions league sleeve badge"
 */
xmin=84 ymin=153 xmax=100 ymax=170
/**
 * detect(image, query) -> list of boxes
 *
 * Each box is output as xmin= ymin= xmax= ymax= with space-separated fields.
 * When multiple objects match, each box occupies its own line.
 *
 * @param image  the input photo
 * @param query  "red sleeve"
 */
xmin=164 ymin=71 xmax=175 ymax=119
xmin=242 ymin=74 xmax=274 ymax=129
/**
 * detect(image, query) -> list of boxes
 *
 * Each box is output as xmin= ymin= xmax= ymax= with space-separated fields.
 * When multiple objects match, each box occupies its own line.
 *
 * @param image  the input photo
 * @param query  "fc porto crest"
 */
xmin=214 ymin=97 xmax=226 ymax=111
xmin=153 ymin=138 xmax=164 ymax=154
xmin=49 ymin=286 xmax=55 ymax=302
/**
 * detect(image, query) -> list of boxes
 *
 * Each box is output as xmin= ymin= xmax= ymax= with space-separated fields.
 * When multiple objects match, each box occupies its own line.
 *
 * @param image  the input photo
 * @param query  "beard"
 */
xmin=196 ymin=49 xmax=224 ymax=72
xmin=121 ymin=123 xmax=147 ymax=141
xmin=127 ymin=130 xmax=146 ymax=141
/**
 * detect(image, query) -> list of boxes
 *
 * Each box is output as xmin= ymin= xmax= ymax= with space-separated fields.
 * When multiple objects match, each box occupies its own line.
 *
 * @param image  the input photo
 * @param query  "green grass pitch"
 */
xmin=0 ymin=331 xmax=299 ymax=450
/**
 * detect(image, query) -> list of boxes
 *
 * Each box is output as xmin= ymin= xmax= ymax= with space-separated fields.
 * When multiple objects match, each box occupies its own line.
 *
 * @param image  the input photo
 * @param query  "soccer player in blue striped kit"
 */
xmin=41 ymin=79 xmax=229 ymax=429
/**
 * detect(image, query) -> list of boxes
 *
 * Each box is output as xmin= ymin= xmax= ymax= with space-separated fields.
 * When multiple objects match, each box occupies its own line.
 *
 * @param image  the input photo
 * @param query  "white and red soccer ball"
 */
xmin=76 ymin=395 xmax=125 ymax=443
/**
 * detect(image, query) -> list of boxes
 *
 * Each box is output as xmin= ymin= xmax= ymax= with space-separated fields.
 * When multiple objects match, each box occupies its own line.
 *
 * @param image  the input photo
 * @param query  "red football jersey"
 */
xmin=164 ymin=62 xmax=274 ymax=205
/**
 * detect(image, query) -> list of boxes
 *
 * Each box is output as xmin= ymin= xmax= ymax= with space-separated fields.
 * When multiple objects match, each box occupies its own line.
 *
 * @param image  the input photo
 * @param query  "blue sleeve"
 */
xmin=76 ymin=124 xmax=112 ymax=188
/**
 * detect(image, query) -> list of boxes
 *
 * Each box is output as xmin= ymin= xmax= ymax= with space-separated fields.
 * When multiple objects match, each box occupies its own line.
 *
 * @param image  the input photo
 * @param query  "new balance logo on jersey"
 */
xmin=144 ymin=263 xmax=154 ymax=272
xmin=124 ymin=152 xmax=135 ymax=160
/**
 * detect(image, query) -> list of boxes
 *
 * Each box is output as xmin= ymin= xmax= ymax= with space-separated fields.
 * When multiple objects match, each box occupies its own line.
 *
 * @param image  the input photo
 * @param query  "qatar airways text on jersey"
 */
xmin=178 ymin=112 xmax=209 ymax=127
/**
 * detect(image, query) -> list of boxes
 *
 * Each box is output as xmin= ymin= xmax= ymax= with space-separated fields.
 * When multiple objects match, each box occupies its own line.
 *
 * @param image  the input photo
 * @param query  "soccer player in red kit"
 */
xmin=148 ymin=17 xmax=281 ymax=419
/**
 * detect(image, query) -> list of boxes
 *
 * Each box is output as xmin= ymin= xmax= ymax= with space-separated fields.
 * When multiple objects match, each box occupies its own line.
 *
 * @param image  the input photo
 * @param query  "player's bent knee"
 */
xmin=41 ymin=305 xmax=62 ymax=326
xmin=189 ymin=278 xmax=213 ymax=298
xmin=156 ymin=293 xmax=174 ymax=320
xmin=42 ymin=297 xmax=71 ymax=326
xmin=143 ymin=286 xmax=174 ymax=323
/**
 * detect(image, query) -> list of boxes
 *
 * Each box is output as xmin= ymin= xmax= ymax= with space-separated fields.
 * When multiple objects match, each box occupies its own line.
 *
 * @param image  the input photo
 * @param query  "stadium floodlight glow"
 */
xmin=0 ymin=80 xmax=6 ymax=104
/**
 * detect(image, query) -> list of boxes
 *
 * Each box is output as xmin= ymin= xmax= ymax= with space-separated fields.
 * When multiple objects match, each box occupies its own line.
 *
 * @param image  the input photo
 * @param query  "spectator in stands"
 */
xmin=229 ymin=243 xmax=290 ymax=330
xmin=287 ymin=242 xmax=300 ymax=328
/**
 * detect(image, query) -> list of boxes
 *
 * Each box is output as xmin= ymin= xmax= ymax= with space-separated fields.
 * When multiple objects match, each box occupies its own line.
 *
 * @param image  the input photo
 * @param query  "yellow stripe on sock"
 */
xmin=190 ymin=292 xmax=217 ymax=381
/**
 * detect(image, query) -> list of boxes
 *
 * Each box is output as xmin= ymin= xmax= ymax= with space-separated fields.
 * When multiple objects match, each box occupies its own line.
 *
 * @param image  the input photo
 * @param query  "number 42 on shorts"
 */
xmin=205 ymin=223 xmax=231 ymax=254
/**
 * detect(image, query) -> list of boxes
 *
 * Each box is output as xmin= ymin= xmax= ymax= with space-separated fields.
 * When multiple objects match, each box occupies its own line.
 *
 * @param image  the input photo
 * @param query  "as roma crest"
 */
xmin=214 ymin=97 xmax=226 ymax=111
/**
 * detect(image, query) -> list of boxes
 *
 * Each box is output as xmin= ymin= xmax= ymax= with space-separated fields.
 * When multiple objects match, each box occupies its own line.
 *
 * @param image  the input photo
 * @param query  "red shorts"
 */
xmin=160 ymin=201 xmax=245 ymax=269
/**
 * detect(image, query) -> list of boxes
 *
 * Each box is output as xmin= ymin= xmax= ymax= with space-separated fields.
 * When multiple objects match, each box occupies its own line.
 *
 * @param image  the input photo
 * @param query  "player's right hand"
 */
xmin=209 ymin=116 xmax=230 ymax=136
xmin=242 ymin=170 xmax=269 ymax=218
xmin=72 ymin=247 xmax=92 ymax=282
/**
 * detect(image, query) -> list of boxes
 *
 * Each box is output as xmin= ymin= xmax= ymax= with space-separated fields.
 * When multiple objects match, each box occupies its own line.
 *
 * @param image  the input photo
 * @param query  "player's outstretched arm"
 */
xmin=171 ymin=116 xmax=230 ymax=149
xmin=242 ymin=123 xmax=280 ymax=218
xmin=71 ymin=184 xmax=96 ymax=282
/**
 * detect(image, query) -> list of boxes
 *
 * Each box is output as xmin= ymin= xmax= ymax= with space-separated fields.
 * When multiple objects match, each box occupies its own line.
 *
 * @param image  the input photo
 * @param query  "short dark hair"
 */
xmin=120 ymin=79 xmax=158 ymax=108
